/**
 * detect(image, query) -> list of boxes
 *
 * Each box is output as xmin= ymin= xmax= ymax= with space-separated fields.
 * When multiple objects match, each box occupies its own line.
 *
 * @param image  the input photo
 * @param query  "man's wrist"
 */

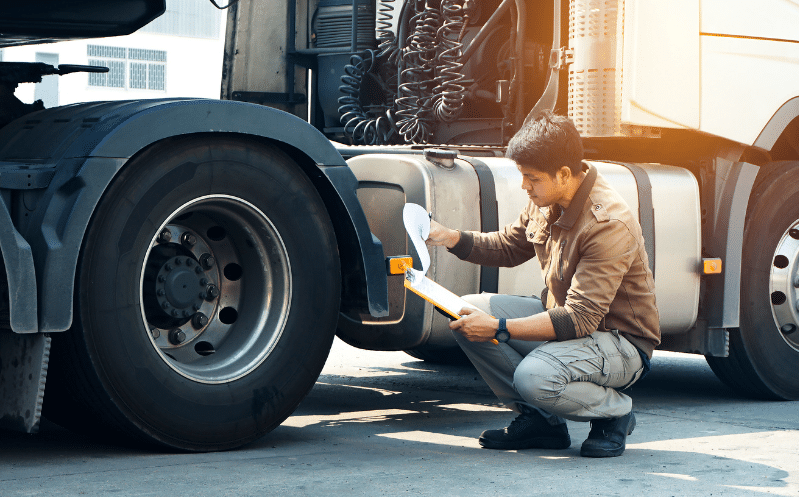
xmin=446 ymin=228 xmax=461 ymax=249
xmin=494 ymin=317 xmax=510 ymax=343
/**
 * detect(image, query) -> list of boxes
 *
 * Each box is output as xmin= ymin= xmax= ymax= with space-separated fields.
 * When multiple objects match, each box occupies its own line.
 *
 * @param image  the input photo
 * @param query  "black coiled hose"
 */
xmin=376 ymin=0 xmax=399 ymax=64
xmin=338 ymin=0 xmax=469 ymax=144
xmin=396 ymin=1 xmax=441 ymax=143
xmin=337 ymin=50 xmax=398 ymax=145
xmin=432 ymin=0 xmax=467 ymax=122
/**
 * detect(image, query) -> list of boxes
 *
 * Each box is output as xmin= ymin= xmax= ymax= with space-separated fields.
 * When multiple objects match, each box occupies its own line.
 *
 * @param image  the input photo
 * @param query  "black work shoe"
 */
xmin=478 ymin=410 xmax=571 ymax=450
xmin=580 ymin=411 xmax=636 ymax=458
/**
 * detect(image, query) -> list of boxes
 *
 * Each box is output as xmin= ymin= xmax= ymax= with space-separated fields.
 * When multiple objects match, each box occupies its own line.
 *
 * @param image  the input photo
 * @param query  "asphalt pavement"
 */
xmin=3 ymin=338 xmax=798 ymax=496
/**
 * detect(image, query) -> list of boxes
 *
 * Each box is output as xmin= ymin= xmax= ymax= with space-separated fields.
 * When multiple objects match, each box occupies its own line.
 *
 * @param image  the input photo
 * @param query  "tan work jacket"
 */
xmin=450 ymin=163 xmax=661 ymax=358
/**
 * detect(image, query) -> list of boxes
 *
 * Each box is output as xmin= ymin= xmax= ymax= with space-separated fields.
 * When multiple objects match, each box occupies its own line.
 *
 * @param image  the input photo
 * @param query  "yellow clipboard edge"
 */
xmin=403 ymin=278 xmax=462 ymax=320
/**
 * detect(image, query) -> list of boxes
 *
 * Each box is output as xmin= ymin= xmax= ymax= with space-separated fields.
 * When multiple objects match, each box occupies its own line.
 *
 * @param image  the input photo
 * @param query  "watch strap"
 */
xmin=494 ymin=318 xmax=510 ymax=343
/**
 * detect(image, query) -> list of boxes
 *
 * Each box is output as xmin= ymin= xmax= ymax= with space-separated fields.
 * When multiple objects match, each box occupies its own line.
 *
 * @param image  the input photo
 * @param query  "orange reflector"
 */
xmin=703 ymin=258 xmax=722 ymax=275
xmin=387 ymin=256 xmax=413 ymax=275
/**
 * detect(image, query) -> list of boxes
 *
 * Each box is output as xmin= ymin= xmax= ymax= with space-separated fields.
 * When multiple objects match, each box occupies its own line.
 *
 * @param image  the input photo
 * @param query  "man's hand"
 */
xmin=427 ymin=219 xmax=461 ymax=249
xmin=450 ymin=307 xmax=499 ymax=342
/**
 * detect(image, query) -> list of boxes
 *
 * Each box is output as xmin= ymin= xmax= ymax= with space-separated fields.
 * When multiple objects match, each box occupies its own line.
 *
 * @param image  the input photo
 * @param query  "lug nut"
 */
xmin=162 ymin=301 xmax=171 ymax=309
xmin=165 ymin=263 xmax=173 ymax=272
xmin=159 ymin=228 xmax=172 ymax=243
xmin=205 ymin=284 xmax=220 ymax=300
xmin=200 ymin=278 xmax=208 ymax=286
xmin=194 ymin=266 xmax=203 ymax=274
xmin=158 ymin=275 xmax=166 ymax=283
xmin=200 ymin=253 xmax=215 ymax=269
xmin=171 ymin=309 xmax=180 ymax=317
xmin=181 ymin=232 xmax=197 ymax=247
xmin=192 ymin=312 xmax=209 ymax=329
xmin=169 ymin=328 xmax=186 ymax=345
xmin=157 ymin=289 xmax=165 ymax=296
xmin=175 ymin=257 xmax=182 ymax=265
xmin=151 ymin=328 xmax=161 ymax=339
xmin=186 ymin=258 xmax=194 ymax=267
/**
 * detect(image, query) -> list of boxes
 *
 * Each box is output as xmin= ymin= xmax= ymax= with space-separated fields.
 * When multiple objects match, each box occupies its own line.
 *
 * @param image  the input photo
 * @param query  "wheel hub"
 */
xmin=769 ymin=222 xmax=799 ymax=350
xmin=156 ymin=256 xmax=207 ymax=315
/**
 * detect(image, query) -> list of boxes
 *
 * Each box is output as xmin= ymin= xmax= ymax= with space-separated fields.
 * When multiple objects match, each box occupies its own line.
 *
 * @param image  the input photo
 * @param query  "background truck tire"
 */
xmin=706 ymin=161 xmax=799 ymax=400
xmin=43 ymin=135 xmax=341 ymax=450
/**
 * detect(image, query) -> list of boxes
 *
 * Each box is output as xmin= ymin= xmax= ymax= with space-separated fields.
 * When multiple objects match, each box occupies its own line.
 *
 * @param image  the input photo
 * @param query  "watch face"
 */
xmin=495 ymin=330 xmax=511 ymax=343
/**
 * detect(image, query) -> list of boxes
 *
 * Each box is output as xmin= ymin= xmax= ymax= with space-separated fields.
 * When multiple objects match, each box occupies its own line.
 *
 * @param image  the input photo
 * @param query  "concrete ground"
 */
xmin=3 ymin=338 xmax=798 ymax=496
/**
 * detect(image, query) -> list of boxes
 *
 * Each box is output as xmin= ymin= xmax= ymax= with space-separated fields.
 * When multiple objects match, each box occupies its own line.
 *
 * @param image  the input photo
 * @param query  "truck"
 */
xmin=0 ymin=0 xmax=797 ymax=451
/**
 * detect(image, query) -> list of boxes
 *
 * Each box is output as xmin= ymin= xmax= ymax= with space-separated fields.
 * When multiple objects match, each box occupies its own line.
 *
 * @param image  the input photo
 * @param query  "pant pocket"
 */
xmin=593 ymin=332 xmax=643 ymax=388
xmin=620 ymin=365 xmax=645 ymax=390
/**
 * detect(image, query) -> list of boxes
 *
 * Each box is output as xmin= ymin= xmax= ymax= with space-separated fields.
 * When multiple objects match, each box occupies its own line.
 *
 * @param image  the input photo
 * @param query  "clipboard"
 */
xmin=404 ymin=268 xmax=478 ymax=320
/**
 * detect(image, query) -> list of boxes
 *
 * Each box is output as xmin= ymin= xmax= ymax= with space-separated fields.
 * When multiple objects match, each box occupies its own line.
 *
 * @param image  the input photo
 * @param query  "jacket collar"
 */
xmin=554 ymin=162 xmax=596 ymax=230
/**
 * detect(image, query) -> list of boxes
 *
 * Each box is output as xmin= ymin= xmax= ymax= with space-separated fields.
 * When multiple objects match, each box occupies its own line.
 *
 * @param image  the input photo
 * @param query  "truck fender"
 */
xmin=702 ymin=160 xmax=759 ymax=339
xmin=753 ymin=96 xmax=799 ymax=152
xmin=0 ymin=98 xmax=387 ymax=333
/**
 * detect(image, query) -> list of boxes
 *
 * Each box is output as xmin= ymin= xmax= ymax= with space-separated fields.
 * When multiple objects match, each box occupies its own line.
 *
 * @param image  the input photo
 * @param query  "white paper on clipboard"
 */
xmin=402 ymin=203 xmax=477 ymax=319
xmin=404 ymin=268 xmax=478 ymax=320
xmin=402 ymin=203 xmax=431 ymax=276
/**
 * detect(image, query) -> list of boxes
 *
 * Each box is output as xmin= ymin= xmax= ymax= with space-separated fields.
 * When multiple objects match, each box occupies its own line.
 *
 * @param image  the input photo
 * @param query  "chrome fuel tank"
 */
xmin=338 ymin=152 xmax=483 ymax=351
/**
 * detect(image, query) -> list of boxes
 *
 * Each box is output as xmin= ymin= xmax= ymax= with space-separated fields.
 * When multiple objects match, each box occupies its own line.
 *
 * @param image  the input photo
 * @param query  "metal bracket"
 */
xmin=549 ymin=47 xmax=574 ymax=70
xmin=705 ymin=328 xmax=731 ymax=357
xmin=659 ymin=320 xmax=730 ymax=357
xmin=0 ymin=162 xmax=56 ymax=189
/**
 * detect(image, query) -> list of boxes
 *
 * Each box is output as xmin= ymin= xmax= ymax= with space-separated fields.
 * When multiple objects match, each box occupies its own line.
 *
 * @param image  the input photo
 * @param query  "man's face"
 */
xmin=517 ymin=164 xmax=567 ymax=208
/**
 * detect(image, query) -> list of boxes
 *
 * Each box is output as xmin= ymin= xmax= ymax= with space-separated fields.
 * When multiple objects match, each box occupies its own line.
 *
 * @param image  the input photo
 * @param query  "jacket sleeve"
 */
xmin=559 ymin=219 xmax=638 ymax=339
xmin=448 ymin=203 xmax=538 ymax=267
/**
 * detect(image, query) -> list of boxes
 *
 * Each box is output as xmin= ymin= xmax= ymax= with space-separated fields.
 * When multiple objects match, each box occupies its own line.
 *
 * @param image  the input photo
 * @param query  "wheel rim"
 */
xmin=768 ymin=222 xmax=799 ymax=351
xmin=139 ymin=194 xmax=292 ymax=384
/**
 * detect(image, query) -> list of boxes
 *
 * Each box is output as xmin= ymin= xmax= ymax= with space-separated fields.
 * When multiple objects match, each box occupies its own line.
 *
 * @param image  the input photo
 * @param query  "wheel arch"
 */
xmin=0 ymin=99 xmax=387 ymax=333
xmin=754 ymin=96 xmax=799 ymax=161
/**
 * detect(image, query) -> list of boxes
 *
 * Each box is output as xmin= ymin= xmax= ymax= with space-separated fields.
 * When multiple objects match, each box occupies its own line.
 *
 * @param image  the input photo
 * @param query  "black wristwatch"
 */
xmin=495 ymin=318 xmax=510 ymax=343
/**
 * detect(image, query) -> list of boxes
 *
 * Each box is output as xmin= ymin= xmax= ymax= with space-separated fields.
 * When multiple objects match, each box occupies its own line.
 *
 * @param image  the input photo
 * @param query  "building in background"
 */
xmin=0 ymin=0 xmax=227 ymax=108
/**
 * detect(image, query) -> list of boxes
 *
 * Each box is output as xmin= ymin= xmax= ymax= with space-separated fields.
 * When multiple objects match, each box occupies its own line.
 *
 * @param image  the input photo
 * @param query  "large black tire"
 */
xmin=43 ymin=136 xmax=341 ymax=450
xmin=706 ymin=161 xmax=799 ymax=400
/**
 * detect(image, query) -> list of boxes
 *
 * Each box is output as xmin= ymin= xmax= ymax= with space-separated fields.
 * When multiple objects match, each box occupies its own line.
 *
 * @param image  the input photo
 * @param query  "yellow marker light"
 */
xmin=387 ymin=256 xmax=413 ymax=275
xmin=702 ymin=258 xmax=722 ymax=275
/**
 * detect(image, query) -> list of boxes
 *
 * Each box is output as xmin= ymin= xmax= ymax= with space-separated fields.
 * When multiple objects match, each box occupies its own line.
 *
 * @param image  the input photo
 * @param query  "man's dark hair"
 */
xmin=505 ymin=111 xmax=584 ymax=177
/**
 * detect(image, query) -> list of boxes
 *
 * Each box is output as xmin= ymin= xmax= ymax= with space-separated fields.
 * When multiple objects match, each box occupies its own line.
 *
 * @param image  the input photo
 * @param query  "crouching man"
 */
xmin=427 ymin=112 xmax=660 ymax=457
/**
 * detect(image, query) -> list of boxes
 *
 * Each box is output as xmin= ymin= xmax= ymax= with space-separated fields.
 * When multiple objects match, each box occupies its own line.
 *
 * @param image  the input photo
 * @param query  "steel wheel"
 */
xmin=768 ymin=223 xmax=799 ymax=351
xmin=140 ymin=195 xmax=292 ymax=383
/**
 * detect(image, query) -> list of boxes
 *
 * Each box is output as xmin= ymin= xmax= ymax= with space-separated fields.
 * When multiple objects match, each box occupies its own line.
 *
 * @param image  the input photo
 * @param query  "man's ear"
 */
xmin=557 ymin=166 xmax=572 ymax=184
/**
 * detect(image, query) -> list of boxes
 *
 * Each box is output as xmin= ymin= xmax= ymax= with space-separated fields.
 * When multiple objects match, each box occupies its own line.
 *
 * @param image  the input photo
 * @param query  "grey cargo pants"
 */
xmin=453 ymin=293 xmax=645 ymax=426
